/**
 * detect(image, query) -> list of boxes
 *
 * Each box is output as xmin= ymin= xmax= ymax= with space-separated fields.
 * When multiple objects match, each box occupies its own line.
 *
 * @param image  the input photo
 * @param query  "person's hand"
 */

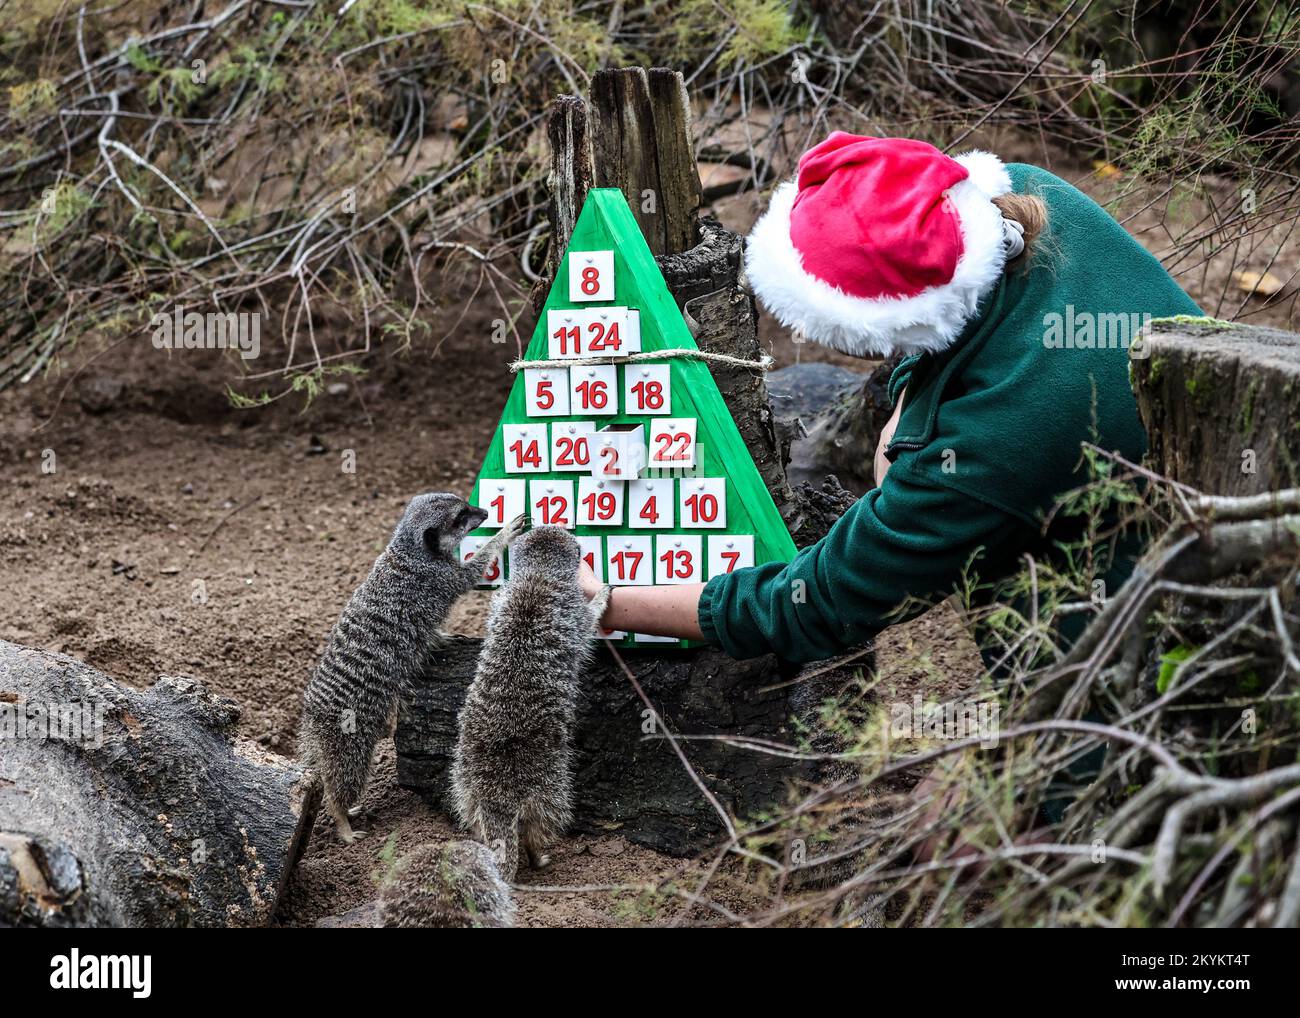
xmin=577 ymin=559 xmax=603 ymax=601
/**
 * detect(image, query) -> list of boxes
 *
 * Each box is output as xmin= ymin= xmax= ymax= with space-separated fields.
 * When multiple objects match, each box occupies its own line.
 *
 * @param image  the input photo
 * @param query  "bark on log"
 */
xmin=395 ymin=637 xmax=856 ymax=856
xmin=1132 ymin=320 xmax=1300 ymax=495
xmin=589 ymin=67 xmax=701 ymax=257
xmin=767 ymin=359 xmax=900 ymax=495
xmin=529 ymin=94 xmax=594 ymax=316
xmin=0 ymin=641 xmax=317 ymax=927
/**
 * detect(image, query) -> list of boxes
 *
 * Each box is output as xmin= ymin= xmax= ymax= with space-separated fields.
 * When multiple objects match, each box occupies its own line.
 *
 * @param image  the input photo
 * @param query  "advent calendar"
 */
xmin=465 ymin=188 xmax=796 ymax=648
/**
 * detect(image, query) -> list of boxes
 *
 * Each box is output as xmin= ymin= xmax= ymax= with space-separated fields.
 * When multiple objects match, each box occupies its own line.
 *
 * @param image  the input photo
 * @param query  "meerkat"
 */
xmin=377 ymin=840 xmax=515 ymax=928
xmin=301 ymin=492 xmax=522 ymax=843
xmin=450 ymin=525 xmax=609 ymax=881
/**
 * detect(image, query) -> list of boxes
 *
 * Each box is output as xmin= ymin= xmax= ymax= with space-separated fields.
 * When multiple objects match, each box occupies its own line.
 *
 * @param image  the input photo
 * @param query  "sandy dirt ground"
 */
xmin=1 ymin=152 xmax=1291 ymax=926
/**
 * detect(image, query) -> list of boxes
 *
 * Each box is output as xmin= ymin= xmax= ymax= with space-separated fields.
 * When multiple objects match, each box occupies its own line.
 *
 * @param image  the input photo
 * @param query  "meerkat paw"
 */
xmin=466 ymin=515 xmax=527 ymax=577
xmin=333 ymin=813 xmax=369 ymax=844
xmin=337 ymin=825 xmax=370 ymax=844
xmin=527 ymin=850 xmax=553 ymax=872
xmin=502 ymin=513 xmax=528 ymax=543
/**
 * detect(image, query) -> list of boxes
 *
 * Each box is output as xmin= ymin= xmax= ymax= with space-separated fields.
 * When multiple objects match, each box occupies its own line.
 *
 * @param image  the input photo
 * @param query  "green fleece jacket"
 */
xmin=698 ymin=164 xmax=1201 ymax=664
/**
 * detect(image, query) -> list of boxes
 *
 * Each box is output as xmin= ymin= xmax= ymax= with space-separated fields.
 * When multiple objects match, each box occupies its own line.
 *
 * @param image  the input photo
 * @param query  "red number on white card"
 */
xmin=658 ymin=548 xmax=694 ymax=580
xmin=654 ymin=432 xmax=691 ymax=462
xmin=582 ymin=491 xmax=618 ymax=521
xmin=720 ymin=551 xmax=741 ymax=573
xmin=534 ymin=495 xmax=569 ymax=526
xmin=684 ymin=492 xmax=719 ymax=523
xmin=581 ymin=551 xmax=596 ymax=571
xmin=638 ymin=496 xmax=660 ymax=525
xmin=586 ymin=321 xmax=622 ymax=352
xmin=534 ymin=379 xmax=554 ymax=410
xmin=599 ymin=445 xmax=620 ymax=476
xmin=509 ymin=439 xmax=542 ymax=469
xmin=580 ymin=266 xmax=601 ymax=295
xmin=575 ymin=380 xmax=608 ymax=410
xmin=610 ymin=550 xmax=643 ymax=581
xmin=552 ymin=325 xmax=580 ymax=355
xmin=466 ymin=550 xmax=501 ymax=583
xmin=489 ymin=494 xmax=506 ymax=521
xmin=554 ymin=436 xmax=590 ymax=467
xmin=630 ymin=379 xmax=664 ymax=411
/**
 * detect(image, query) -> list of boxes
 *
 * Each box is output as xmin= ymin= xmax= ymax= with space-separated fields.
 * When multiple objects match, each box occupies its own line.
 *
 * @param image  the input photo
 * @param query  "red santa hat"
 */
xmin=744 ymin=132 xmax=1017 ymax=358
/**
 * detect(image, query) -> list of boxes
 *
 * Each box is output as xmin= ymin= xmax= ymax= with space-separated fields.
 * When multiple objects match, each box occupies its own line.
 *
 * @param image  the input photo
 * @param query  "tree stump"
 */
xmin=395 ymin=637 xmax=856 ymax=856
xmin=589 ymin=66 xmax=701 ymax=257
xmin=0 ymin=641 xmax=317 ymax=927
xmin=529 ymin=94 xmax=595 ymax=316
xmin=1131 ymin=320 xmax=1300 ymax=495
xmin=767 ymin=359 xmax=900 ymax=495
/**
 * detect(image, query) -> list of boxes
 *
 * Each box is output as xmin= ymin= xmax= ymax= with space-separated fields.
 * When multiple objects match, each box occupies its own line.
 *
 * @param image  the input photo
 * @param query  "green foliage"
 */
xmin=667 ymin=0 xmax=796 ymax=65
xmin=1157 ymin=644 xmax=1196 ymax=694
xmin=227 ymin=363 xmax=367 ymax=411
xmin=7 ymin=78 xmax=57 ymax=125
xmin=370 ymin=832 xmax=402 ymax=886
xmin=29 ymin=180 xmax=93 ymax=238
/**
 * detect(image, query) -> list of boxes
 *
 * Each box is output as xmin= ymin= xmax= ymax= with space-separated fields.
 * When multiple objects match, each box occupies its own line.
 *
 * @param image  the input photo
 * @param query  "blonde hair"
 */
xmin=992 ymin=192 xmax=1047 ymax=260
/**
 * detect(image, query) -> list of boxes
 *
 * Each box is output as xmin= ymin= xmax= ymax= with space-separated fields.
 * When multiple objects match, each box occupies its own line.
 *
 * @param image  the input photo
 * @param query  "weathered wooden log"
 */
xmin=1132 ymin=320 xmax=1300 ymax=495
xmin=767 ymin=359 xmax=900 ymax=495
xmin=529 ymin=94 xmax=594 ymax=316
xmin=395 ymin=637 xmax=852 ymax=856
xmin=589 ymin=66 xmax=701 ymax=257
xmin=0 ymin=640 xmax=317 ymax=927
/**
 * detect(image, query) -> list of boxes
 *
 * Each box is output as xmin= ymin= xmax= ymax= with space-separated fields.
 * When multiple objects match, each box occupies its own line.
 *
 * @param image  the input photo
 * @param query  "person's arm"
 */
xmin=573 ymin=392 xmax=916 ymax=645
xmin=696 ymin=468 xmax=1025 ymax=663
xmin=577 ymin=568 xmax=705 ymax=640
xmin=578 ymin=465 xmax=1025 ymax=661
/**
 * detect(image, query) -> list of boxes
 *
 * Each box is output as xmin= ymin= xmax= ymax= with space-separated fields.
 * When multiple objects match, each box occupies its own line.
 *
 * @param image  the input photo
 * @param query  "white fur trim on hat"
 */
xmin=953 ymin=149 xmax=1013 ymax=201
xmin=744 ymin=150 xmax=1014 ymax=359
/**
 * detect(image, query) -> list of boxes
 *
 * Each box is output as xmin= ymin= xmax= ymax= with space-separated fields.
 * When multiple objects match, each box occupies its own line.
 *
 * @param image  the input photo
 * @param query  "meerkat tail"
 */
xmin=588 ymin=584 xmax=612 ymax=626
xmin=475 ymin=802 xmax=520 ymax=883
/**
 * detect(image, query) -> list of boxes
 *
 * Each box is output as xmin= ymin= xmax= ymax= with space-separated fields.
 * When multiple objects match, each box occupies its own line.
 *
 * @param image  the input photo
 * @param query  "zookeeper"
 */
xmin=579 ymin=131 xmax=1200 ymax=666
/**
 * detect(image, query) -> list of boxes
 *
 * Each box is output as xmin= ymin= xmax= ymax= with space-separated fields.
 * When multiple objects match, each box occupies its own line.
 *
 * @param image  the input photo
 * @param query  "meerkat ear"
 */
xmin=421 ymin=507 xmax=481 ymax=559
xmin=421 ymin=525 xmax=443 ymax=558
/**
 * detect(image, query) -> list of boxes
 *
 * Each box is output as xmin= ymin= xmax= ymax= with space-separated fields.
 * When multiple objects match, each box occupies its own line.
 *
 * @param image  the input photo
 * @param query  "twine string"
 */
xmin=508 ymin=348 xmax=774 ymax=373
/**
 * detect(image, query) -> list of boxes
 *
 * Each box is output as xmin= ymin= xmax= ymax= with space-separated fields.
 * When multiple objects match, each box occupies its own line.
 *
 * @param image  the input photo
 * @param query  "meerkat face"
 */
xmin=507 ymin=525 xmax=580 ymax=579
xmin=393 ymin=492 xmax=487 ymax=563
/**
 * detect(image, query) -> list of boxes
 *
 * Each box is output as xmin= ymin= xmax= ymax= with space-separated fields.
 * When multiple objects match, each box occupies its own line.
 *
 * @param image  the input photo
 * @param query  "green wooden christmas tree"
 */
xmin=464 ymin=188 xmax=796 ymax=647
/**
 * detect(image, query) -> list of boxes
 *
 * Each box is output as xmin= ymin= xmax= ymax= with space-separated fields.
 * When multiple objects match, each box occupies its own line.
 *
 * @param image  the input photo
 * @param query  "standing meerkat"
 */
xmin=301 ymin=492 xmax=522 ymax=843
xmin=450 ymin=525 xmax=609 ymax=881
xmin=377 ymin=840 xmax=515 ymax=928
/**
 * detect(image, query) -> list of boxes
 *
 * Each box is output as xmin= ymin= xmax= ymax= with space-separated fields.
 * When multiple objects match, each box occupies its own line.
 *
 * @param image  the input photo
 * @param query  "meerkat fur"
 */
xmin=301 ymin=492 xmax=523 ymax=843
xmin=377 ymin=840 xmax=515 ymax=928
xmin=450 ymin=525 xmax=609 ymax=881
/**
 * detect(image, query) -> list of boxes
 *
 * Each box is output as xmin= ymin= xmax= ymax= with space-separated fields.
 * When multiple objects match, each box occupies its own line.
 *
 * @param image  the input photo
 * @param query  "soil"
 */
xmin=1 ymin=150 xmax=1291 ymax=927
